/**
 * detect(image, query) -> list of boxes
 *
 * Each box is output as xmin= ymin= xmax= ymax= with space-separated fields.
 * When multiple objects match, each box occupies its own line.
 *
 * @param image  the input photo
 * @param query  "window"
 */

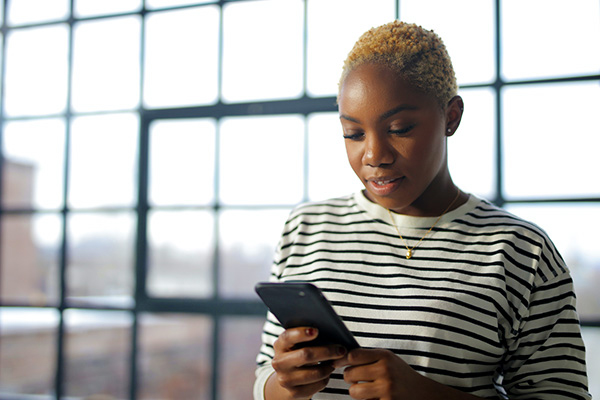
xmin=1 ymin=1 xmax=598 ymax=399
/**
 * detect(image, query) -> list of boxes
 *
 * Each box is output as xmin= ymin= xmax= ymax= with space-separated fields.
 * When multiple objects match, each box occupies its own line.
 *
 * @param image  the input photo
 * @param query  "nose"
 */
xmin=362 ymin=132 xmax=395 ymax=167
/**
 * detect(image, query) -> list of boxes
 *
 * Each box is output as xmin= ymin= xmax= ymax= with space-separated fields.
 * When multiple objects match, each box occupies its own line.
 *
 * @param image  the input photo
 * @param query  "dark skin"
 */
xmin=265 ymin=328 xmax=346 ymax=399
xmin=340 ymin=63 xmax=468 ymax=217
xmin=265 ymin=327 xmax=484 ymax=400
xmin=265 ymin=63 xmax=480 ymax=399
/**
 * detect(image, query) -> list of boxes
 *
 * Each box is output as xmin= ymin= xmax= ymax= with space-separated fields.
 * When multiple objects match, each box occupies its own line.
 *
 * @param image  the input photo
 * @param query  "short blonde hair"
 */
xmin=338 ymin=21 xmax=458 ymax=107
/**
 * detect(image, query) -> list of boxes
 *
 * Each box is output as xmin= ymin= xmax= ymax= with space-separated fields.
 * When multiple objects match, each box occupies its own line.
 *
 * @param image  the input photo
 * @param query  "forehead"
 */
xmin=338 ymin=63 xmax=438 ymax=116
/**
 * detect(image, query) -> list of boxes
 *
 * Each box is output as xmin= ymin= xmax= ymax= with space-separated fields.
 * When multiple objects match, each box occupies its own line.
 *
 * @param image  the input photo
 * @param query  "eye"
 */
xmin=342 ymin=131 xmax=364 ymax=141
xmin=389 ymin=124 xmax=415 ymax=135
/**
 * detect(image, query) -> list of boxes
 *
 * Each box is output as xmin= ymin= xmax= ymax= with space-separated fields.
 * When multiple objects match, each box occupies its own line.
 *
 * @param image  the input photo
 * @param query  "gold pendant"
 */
xmin=406 ymin=249 xmax=412 ymax=259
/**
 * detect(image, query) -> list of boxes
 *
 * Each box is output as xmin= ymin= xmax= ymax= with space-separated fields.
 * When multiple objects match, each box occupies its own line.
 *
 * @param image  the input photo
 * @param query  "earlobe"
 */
xmin=445 ymin=95 xmax=464 ymax=136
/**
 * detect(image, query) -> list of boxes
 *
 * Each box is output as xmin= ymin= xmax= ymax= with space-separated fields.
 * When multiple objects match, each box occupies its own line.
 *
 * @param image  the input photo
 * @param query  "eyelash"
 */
xmin=389 ymin=125 xmax=415 ymax=135
xmin=343 ymin=125 xmax=415 ymax=140
xmin=343 ymin=132 xmax=364 ymax=140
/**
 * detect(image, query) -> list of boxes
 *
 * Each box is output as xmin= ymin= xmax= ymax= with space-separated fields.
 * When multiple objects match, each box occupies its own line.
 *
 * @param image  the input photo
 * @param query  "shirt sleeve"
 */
xmin=501 ymin=271 xmax=591 ymax=399
xmin=253 ymin=363 xmax=275 ymax=400
xmin=254 ymin=309 xmax=284 ymax=400
xmin=253 ymin=216 xmax=291 ymax=400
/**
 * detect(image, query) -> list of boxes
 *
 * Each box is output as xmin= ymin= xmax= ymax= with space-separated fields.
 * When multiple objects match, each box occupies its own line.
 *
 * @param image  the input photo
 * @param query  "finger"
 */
xmin=275 ymin=362 xmax=335 ymax=388
xmin=344 ymin=364 xmax=376 ymax=385
xmin=343 ymin=349 xmax=392 ymax=384
xmin=278 ymin=375 xmax=332 ymax=400
xmin=345 ymin=348 xmax=388 ymax=366
xmin=272 ymin=343 xmax=347 ymax=374
xmin=274 ymin=327 xmax=319 ymax=352
xmin=332 ymin=353 xmax=350 ymax=369
xmin=294 ymin=344 xmax=347 ymax=366
xmin=348 ymin=381 xmax=382 ymax=400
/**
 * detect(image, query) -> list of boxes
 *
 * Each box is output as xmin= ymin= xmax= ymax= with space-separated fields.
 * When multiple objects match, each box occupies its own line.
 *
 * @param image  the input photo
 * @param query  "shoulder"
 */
xmin=284 ymin=193 xmax=369 ymax=228
xmin=456 ymin=195 xmax=567 ymax=283
xmin=458 ymin=196 xmax=555 ymax=245
xmin=276 ymin=193 xmax=377 ymax=255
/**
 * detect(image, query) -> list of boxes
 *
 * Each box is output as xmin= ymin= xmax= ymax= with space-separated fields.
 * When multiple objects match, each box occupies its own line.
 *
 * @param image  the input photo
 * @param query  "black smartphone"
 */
xmin=255 ymin=281 xmax=360 ymax=350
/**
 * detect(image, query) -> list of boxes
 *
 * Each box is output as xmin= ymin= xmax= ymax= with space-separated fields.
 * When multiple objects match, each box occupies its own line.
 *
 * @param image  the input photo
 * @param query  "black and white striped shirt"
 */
xmin=254 ymin=192 xmax=590 ymax=399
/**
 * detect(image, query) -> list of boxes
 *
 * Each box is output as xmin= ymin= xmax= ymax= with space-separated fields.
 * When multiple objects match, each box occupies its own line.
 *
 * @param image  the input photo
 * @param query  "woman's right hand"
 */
xmin=265 ymin=327 xmax=348 ymax=400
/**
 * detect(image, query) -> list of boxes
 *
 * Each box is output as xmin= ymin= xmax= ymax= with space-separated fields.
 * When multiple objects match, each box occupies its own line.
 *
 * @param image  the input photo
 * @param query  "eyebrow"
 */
xmin=379 ymin=104 xmax=418 ymax=121
xmin=340 ymin=104 xmax=418 ymax=124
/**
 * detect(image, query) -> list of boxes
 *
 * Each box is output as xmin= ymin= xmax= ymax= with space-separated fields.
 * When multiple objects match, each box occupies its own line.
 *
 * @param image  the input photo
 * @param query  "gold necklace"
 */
xmin=387 ymin=188 xmax=461 ymax=259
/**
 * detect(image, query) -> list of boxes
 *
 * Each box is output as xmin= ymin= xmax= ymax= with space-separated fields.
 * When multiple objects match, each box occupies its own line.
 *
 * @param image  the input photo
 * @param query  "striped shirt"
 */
xmin=254 ymin=192 xmax=590 ymax=399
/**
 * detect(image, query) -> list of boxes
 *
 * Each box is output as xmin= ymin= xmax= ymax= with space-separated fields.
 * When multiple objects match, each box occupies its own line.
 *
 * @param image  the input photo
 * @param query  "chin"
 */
xmin=364 ymin=191 xmax=406 ymax=211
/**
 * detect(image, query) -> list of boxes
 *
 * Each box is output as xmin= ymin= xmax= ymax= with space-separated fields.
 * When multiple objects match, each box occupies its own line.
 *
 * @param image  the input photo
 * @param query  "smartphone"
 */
xmin=255 ymin=281 xmax=360 ymax=350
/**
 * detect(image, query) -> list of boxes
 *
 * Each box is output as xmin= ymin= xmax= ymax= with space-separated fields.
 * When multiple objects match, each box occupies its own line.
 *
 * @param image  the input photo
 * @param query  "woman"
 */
xmin=254 ymin=21 xmax=590 ymax=399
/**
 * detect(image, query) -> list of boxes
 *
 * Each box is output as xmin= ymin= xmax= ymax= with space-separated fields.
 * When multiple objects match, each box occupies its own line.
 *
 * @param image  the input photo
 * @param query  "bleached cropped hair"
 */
xmin=339 ymin=21 xmax=458 ymax=107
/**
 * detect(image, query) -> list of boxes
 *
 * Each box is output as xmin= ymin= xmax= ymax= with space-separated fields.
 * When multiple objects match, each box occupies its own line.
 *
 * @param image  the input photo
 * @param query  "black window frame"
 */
xmin=0 ymin=1 xmax=598 ymax=399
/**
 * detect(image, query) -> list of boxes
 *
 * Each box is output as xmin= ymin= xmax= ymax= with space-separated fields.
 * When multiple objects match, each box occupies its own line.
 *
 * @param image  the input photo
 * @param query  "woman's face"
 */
xmin=338 ymin=63 xmax=459 ymax=216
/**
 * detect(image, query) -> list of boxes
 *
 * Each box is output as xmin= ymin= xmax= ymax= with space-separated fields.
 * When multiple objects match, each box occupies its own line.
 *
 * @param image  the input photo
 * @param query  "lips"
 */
xmin=366 ymin=176 xmax=404 ymax=196
xmin=372 ymin=178 xmax=397 ymax=186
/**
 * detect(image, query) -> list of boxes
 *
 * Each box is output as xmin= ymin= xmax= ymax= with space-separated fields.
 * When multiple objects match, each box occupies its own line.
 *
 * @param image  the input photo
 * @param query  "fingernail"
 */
xmin=305 ymin=328 xmax=316 ymax=337
xmin=336 ymin=346 xmax=347 ymax=356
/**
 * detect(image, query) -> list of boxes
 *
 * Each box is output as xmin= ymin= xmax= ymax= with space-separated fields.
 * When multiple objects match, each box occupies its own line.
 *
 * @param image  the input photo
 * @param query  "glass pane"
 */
xmin=1 ymin=214 xmax=61 ymax=306
xmin=0 ymin=308 xmax=59 ymax=397
xmin=501 ymin=0 xmax=600 ymax=80
xmin=71 ymin=16 xmax=141 ymax=112
xmin=63 ymin=309 xmax=132 ymax=399
xmin=146 ymin=0 xmax=215 ymax=9
xmin=399 ymin=0 xmax=495 ymax=85
xmin=147 ymin=210 xmax=214 ymax=298
xmin=219 ymin=209 xmax=290 ymax=298
xmin=68 ymin=113 xmax=139 ymax=209
xmin=0 ymin=33 xmax=2 ymax=106
xmin=218 ymin=317 xmax=264 ymax=399
xmin=7 ymin=0 xmax=69 ymax=25
xmin=138 ymin=313 xmax=212 ymax=400
xmin=144 ymin=6 xmax=219 ymax=108
xmin=582 ymin=327 xmax=600 ymax=398
xmin=307 ymin=112 xmax=360 ymax=201
xmin=74 ymin=0 xmax=142 ymax=17
xmin=4 ymin=25 xmax=69 ymax=117
xmin=502 ymin=82 xmax=600 ymax=199
xmin=2 ymin=118 xmax=65 ymax=209
xmin=219 ymin=115 xmax=305 ymax=205
xmin=149 ymin=119 xmax=216 ymax=206
xmin=505 ymin=203 xmax=600 ymax=320
xmin=66 ymin=212 xmax=136 ymax=308
xmin=306 ymin=0 xmax=396 ymax=96
xmin=222 ymin=0 xmax=304 ymax=103
xmin=448 ymin=87 xmax=496 ymax=200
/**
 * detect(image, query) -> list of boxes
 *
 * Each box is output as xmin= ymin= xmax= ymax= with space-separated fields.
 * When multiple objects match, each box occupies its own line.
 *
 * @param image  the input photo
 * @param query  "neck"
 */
xmin=389 ymin=173 xmax=464 ymax=217
xmin=412 ymin=185 xmax=461 ymax=217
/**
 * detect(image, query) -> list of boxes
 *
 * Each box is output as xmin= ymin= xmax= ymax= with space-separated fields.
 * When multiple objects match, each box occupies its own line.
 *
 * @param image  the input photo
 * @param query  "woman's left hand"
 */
xmin=333 ymin=348 xmax=483 ymax=400
xmin=333 ymin=348 xmax=423 ymax=399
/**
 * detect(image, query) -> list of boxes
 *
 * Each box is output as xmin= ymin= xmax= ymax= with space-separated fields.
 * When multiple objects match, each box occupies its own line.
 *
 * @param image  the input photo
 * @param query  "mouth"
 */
xmin=370 ymin=177 xmax=399 ymax=186
xmin=366 ymin=176 xmax=404 ymax=196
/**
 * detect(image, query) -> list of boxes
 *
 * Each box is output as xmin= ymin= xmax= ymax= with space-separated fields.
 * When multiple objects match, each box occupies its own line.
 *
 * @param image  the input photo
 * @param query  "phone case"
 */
xmin=255 ymin=281 xmax=360 ymax=350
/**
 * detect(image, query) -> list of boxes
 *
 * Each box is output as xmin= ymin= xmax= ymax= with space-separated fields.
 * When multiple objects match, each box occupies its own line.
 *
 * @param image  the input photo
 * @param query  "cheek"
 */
xmin=344 ymin=143 xmax=364 ymax=175
xmin=344 ymin=142 xmax=358 ymax=163
xmin=408 ymin=137 xmax=447 ymax=172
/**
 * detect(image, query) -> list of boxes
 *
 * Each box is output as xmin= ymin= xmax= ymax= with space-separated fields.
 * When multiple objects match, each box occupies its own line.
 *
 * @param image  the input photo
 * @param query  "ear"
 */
xmin=444 ymin=95 xmax=464 ymax=137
